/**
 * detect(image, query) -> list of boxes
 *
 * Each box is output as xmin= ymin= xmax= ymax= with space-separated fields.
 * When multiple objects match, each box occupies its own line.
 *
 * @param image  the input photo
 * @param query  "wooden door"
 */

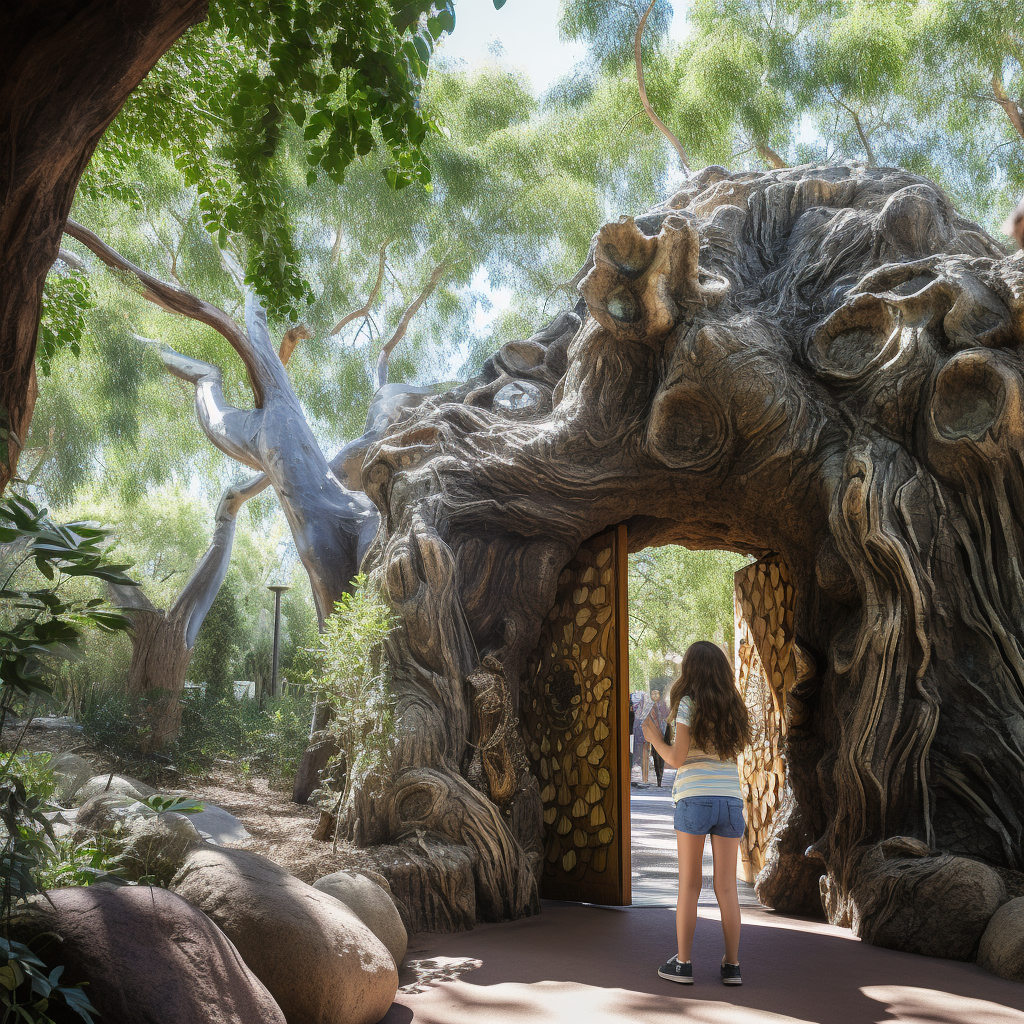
xmin=522 ymin=524 xmax=631 ymax=905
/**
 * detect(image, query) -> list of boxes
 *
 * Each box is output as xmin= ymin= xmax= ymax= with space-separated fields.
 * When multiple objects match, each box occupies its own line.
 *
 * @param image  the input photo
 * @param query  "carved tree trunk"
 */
xmin=338 ymin=164 xmax=1024 ymax=959
xmin=0 ymin=0 xmax=206 ymax=491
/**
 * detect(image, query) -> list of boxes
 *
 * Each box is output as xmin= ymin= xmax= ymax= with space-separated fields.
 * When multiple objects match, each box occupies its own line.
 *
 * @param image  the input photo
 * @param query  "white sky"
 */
xmin=439 ymin=0 xmax=691 ymax=94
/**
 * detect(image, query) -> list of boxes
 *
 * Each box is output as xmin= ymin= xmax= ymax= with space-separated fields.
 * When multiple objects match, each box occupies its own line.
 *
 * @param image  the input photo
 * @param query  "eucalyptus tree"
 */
xmin=0 ymin=0 xmax=494 ymax=493
xmin=559 ymin=0 xmax=1024 ymax=231
xmin=38 ymin=58 xmax=652 ymax=745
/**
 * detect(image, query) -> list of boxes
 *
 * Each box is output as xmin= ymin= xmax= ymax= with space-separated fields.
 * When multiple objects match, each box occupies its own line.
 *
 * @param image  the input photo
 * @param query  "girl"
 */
xmin=642 ymin=641 xmax=750 ymax=986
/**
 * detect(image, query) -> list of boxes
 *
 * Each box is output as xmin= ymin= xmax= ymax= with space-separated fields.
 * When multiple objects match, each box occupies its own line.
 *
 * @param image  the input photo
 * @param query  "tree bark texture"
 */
xmin=107 ymin=474 xmax=264 ymax=749
xmin=344 ymin=164 xmax=1024 ymax=961
xmin=0 ymin=0 xmax=207 ymax=491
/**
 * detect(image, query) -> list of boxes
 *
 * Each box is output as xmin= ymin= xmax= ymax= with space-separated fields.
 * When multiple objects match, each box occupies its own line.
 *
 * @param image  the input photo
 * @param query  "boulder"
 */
xmin=74 ymin=793 xmax=150 ymax=835
xmin=115 ymin=811 xmax=204 ymax=885
xmin=49 ymin=752 xmax=94 ymax=805
xmin=186 ymin=803 xmax=251 ymax=845
xmin=979 ymin=897 xmax=1024 ymax=981
xmin=7 ymin=885 xmax=286 ymax=1024
xmin=313 ymin=869 xmax=408 ymax=967
xmin=854 ymin=852 xmax=1006 ymax=961
xmin=75 ymin=773 xmax=154 ymax=805
xmin=73 ymin=795 xmax=203 ymax=884
xmin=172 ymin=846 xmax=397 ymax=1024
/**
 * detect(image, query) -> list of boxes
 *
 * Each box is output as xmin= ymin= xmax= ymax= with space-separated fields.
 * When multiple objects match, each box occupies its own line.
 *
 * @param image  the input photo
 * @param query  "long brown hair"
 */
xmin=668 ymin=641 xmax=749 ymax=761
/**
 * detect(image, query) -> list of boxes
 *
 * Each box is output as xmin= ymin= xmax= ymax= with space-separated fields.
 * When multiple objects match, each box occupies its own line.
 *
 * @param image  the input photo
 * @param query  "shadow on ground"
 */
xmin=387 ymin=902 xmax=1024 ymax=1024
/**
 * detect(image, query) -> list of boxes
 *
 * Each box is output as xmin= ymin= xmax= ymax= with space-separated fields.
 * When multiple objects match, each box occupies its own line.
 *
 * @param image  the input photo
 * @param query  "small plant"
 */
xmin=305 ymin=574 xmax=396 ymax=846
xmin=0 ymin=938 xmax=96 ymax=1024
xmin=138 ymin=794 xmax=203 ymax=816
xmin=0 ymin=493 xmax=134 ymax=1024
xmin=33 ymin=835 xmax=121 ymax=892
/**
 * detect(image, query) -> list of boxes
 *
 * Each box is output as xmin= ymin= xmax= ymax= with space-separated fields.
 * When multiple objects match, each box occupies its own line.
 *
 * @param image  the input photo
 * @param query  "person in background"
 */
xmin=633 ymin=681 xmax=669 ymax=787
xmin=643 ymin=641 xmax=750 ymax=986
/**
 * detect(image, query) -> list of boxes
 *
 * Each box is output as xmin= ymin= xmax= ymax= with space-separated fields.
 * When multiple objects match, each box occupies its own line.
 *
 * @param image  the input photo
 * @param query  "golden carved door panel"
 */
xmin=522 ymin=524 xmax=631 ymax=905
xmin=734 ymin=555 xmax=798 ymax=884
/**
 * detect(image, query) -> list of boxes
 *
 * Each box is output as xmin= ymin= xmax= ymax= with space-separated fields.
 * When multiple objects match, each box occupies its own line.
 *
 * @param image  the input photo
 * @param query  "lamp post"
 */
xmin=268 ymin=584 xmax=290 ymax=700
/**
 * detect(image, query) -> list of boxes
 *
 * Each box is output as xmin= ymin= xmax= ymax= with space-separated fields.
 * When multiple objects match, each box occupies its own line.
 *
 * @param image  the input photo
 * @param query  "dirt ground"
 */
xmin=4 ymin=717 xmax=371 ymax=885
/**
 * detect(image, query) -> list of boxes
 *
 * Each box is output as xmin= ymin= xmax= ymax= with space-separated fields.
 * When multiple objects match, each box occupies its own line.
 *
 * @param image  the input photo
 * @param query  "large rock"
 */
xmin=73 ymin=794 xmax=203 ymax=884
xmin=186 ymin=803 xmax=251 ymax=845
xmin=49 ymin=752 xmax=94 ymax=805
xmin=172 ymin=846 xmax=397 ymax=1024
xmin=854 ymin=852 xmax=1006 ymax=961
xmin=75 ymin=773 xmax=154 ymax=805
xmin=7 ymin=886 xmax=286 ymax=1024
xmin=115 ymin=811 xmax=204 ymax=885
xmin=74 ymin=793 xmax=149 ymax=835
xmin=979 ymin=897 xmax=1024 ymax=980
xmin=313 ymin=869 xmax=407 ymax=967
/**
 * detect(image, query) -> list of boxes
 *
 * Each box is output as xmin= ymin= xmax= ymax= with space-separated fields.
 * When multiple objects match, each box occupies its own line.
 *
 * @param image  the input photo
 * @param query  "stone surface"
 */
xmin=116 ymin=811 xmax=204 ymax=885
xmin=25 ymin=716 xmax=83 ymax=733
xmin=49 ymin=752 xmax=94 ymax=805
xmin=313 ymin=869 xmax=408 ymax=967
xmin=7 ymin=885 xmax=286 ymax=1024
xmin=978 ymin=896 xmax=1024 ymax=981
xmin=75 ymin=773 xmax=154 ymax=804
xmin=73 ymin=794 xmax=203 ymax=884
xmin=74 ymin=793 xmax=150 ymax=835
xmin=172 ymin=846 xmax=397 ymax=1024
xmin=186 ymin=802 xmax=251 ymax=844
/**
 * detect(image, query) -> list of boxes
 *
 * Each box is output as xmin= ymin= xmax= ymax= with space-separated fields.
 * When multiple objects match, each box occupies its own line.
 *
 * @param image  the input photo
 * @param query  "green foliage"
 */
xmin=0 ymin=937 xmax=96 ymax=1024
xmin=189 ymin=571 xmax=242 ymax=702
xmin=0 ymin=772 xmax=97 ymax=1024
xmin=306 ymin=575 xmax=396 ymax=830
xmin=628 ymin=546 xmax=749 ymax=689
xmin=0 ymin=494 xmax=134 ymax=700
xmin=559 ymin=0 xmax=1024 ymax=233
xmin=138 ymin=794 xmax=204 ymax=815
xmin=82 ymin=0 xmax=471 ymax=321
xmin=32 ymin=833 xmax=122 ymax=893
xmin=175 ymin=689 xmax=314 ymax=782
xmin=4 ymin=759 xmax=54 ymax=811
xmin=36 ymin=269 xmax=93 ymax=380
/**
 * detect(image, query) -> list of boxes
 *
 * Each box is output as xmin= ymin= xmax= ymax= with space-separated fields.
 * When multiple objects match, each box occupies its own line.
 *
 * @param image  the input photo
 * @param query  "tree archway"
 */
xmin=354 ymin=163 xmax=1024 ymax=963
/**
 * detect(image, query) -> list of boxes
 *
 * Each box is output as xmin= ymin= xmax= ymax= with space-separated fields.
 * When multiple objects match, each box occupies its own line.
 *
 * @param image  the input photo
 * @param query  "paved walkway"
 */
xmin=390 ymin=902 xmax=1024 ymax=1024
xmin=629 ymin=767 xmax=758 ymax=908
xmin=385 ymin=768 xmax=1024 ymax=1023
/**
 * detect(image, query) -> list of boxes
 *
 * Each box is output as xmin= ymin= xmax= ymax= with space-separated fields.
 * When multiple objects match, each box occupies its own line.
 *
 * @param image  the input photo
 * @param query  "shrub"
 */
xmin=305 ymin=574 xmax=396 ymax=842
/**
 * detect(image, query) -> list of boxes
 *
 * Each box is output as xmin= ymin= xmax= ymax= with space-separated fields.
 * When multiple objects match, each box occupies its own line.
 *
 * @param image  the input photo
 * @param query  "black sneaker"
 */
xmin=721 ymin=961 xmax=742 ymax=985
xmin=658 ymin=956 xmax=693 ymax=984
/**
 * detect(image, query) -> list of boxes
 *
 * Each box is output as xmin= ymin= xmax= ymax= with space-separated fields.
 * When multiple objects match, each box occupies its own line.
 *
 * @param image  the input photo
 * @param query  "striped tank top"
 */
xmin=671 ymin=695 xmax=743 ymax=803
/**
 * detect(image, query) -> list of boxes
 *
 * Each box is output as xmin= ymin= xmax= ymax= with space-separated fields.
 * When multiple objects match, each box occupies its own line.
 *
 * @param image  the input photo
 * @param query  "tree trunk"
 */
xmin=108 ymin=474 xmax=263 ymax=748
xmin=0 ymin=1 xmax=206 ymax=491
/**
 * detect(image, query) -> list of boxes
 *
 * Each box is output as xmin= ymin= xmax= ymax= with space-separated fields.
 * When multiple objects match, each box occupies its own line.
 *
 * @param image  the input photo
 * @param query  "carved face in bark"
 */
xmin=358 ymin=164 xmax=1024 ymax=954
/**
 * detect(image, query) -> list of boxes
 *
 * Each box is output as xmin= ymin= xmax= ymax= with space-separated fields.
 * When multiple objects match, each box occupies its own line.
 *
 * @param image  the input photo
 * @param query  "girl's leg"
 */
xmin=641 ymin=742 xmax=650 ymax=782
xmin=675 ymin=831 xmax=705 ymax=961
xmin=710 ymin=834 xmax=742 ymax=963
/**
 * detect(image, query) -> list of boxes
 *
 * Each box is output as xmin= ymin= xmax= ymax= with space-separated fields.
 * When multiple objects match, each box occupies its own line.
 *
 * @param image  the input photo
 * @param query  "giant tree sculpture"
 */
xmin=70 ymin=164 xmax=1024 ymax=966
xmin=350 ymin=161 xmax=1024 ymax=963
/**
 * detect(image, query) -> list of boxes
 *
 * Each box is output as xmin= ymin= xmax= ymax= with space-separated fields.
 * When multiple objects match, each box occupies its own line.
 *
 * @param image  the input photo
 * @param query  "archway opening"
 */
xmin=626 ymin=544 xmax=754 ymax=907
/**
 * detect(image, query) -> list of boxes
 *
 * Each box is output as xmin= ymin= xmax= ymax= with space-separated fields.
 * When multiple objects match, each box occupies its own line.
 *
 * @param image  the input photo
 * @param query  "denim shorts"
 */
xmin=674 ymin=796 xmax=746 ymax=838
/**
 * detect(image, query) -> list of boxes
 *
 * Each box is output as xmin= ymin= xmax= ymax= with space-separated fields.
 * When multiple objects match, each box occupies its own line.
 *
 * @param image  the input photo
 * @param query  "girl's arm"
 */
xmin=642 ymin=716 xmax=690 ymax=769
